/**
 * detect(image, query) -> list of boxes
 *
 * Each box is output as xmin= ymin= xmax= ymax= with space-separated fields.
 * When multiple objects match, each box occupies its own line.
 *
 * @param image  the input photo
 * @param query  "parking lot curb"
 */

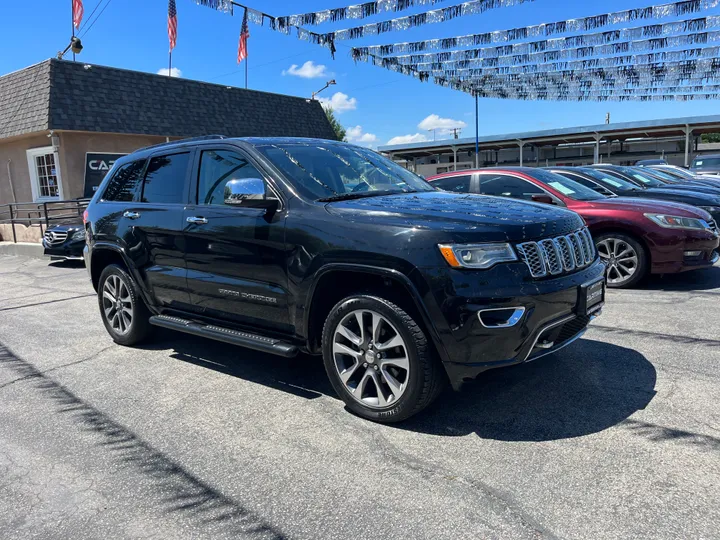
xmin=0 ymin=242 xmax=47 ymax=259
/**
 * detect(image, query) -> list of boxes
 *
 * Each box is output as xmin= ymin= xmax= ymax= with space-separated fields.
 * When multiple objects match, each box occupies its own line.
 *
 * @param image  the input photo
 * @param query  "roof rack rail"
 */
xmin=142 ymin=134 xmax=227 ymax=151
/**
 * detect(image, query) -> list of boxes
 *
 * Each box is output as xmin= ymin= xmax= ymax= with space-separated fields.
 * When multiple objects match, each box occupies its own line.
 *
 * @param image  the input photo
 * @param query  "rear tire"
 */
xmin=595 ymin=233 xmax=648 ymax=289
xmin=98 ymin=264 xmax=153 ymax=346
xmin=322 ymin=295 xmax=445 ymax=423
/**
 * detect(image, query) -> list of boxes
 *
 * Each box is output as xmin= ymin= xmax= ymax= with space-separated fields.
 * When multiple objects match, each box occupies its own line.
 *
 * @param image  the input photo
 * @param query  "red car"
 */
xmin=429 ymin=167 xmax=720 ymax=288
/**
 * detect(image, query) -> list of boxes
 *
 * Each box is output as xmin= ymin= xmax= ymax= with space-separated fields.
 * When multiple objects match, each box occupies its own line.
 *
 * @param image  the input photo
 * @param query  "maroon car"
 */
xmin=429 ymin=167 xmax=720 ymax=288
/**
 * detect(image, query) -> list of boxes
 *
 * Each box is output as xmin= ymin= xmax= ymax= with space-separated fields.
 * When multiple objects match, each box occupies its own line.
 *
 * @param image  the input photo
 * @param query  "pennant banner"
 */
xmin=278 ymin=0 xmax=534 ymax=30
xmin=364 ymin=19 xmax=720 ymax=66
xmin=324 ymin=0 xmax=718 ymax=42
xmin=280 ymin=0 xmax=457 ymax=27
xmin=360 ymin=11 xmax=720 ymax=57
xmin=194 ymin=0 xmax=233 ymax=14
xmin=413 ymin=46 xmax=720 ymax=76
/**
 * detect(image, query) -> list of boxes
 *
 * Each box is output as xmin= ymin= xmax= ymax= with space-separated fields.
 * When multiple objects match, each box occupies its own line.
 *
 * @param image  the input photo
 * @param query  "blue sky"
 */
xmin=2 ymin=0 xmax=719 ymax=147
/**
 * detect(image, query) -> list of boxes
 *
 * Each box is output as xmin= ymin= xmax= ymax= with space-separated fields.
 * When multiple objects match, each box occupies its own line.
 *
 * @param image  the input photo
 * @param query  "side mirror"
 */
xmin=224 ymin=178 xmax=276 ymax=209
xmin=531 ymin=194 xmax=555 ymax=205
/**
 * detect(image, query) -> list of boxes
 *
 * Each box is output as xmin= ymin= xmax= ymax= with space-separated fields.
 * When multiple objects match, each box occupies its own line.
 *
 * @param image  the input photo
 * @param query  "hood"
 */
xmin=47 ymin=223 xmax=84 ymax=232
xmin=587 ymin=197 xmax=712 ymax=219
xmin=659 ymin=183 xmax=720 ymax=196
xmin=642 ymin=187 xmax=720 ymax=206
xmin=324 ymin=192 xmax=584 ymax=242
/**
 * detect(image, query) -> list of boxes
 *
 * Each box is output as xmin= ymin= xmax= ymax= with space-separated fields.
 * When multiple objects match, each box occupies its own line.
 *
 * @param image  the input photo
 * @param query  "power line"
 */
xmin=208 ymin=49 xmax=319 ymax=81
xmin=77 ymin=0 xmax=103 ymax=33
xmin=79 ymin=0 xmax=114 ymax=38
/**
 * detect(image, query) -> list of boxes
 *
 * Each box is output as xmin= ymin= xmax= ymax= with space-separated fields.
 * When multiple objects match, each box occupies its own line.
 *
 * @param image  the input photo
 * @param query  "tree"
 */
xmin=325 ymin=108 xmax=347 ymax=142
xmin=702 ymin=133 xmax=720 ymax=143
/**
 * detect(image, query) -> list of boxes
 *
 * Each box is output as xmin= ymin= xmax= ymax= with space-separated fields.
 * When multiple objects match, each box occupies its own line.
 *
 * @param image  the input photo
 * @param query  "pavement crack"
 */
xmin=0 ymin=294 xmax=96 ymax=312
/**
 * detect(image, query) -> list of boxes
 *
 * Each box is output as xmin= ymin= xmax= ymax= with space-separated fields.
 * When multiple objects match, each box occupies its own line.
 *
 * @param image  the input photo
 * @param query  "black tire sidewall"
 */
xmin=322 ymin=295 xmax=430 ymax=423
xmin=596 ymin=233 xmax=648 ymax=289
xmin=97 ymin=264 xmax=151 ymax=346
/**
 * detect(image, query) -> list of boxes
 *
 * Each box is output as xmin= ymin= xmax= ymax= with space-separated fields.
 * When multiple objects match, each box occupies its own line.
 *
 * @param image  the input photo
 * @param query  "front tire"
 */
xmin=322 ymin=295 xmax=445 ymax=423
xmin=596 ymin=233 xmax=648 ymax=289
xmin=98 ymin=264 xmax=153 ymax=346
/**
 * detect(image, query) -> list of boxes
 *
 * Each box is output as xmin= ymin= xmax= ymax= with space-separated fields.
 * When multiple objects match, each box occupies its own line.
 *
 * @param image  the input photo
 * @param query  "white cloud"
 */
xmin=418 ymin=114 xmax=467 ymax=134
xmin=318 ymin=92 xmax=357 ymax=113
xmin=346 ymin=125 xmax=378 ymax=146
xmin=157 ymin=67 xmax=182 ymax=77
xmin=387 ymin=133 xmax=429 ymax=145
xmin=282 ymin=60 xmax=328 ymax=79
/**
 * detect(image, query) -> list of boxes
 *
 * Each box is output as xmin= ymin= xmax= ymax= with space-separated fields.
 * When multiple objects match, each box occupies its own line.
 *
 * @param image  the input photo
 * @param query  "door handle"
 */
xmin=123 ymin=211 xmax=141 ymax=220
xmin=186 ymin=216 xmax=209 ymax=225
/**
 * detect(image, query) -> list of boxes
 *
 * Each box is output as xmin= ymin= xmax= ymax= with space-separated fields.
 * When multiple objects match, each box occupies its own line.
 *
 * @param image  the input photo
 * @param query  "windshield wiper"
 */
xmin=318 ymin=190 xmax=418 ymax=202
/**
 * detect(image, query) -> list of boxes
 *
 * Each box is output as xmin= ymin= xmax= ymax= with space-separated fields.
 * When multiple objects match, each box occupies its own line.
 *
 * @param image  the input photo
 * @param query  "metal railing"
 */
xmin=0 ymin=199 xmax=90 ymax=243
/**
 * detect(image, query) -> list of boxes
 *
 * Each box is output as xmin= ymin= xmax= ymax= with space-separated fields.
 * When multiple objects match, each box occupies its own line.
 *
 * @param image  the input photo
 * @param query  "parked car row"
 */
xmin=429 ymin=165 xmax=720 ymax=288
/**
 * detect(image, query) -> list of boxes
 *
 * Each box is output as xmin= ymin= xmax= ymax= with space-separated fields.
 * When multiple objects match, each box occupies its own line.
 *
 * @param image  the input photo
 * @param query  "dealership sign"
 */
xmin=83 ymin=153 xmax=126 ymax=198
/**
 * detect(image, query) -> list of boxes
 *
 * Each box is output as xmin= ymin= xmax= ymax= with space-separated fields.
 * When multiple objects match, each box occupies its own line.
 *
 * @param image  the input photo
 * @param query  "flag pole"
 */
xmin=169 ymin=51 xmax=172 ymax=77
xmin=475 ymin=93 xmax=479 ymax=169
xmin=245 ymin=42 xmax=248 ymax=89
xmin=71 ymin=0 xmax=76 ymax=61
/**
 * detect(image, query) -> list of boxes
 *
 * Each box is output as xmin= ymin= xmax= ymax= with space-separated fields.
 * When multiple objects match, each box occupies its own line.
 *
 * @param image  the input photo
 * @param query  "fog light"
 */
xmin=684 ymin=250 xmax=702 ymax=257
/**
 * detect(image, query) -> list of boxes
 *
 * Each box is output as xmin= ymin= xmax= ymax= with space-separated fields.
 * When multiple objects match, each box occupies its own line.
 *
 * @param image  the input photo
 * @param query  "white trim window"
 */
xmin=26 ymin=146 xmax=64 ymax=201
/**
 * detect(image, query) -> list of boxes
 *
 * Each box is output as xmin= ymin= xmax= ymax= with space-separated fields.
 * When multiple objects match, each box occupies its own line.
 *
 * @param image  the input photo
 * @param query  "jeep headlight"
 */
xmin=438 ymin=243 xmax=518 ymax=269
xmin=644 ymin=214 xmax=710 ymax=231
xmin=71 ymin=229 xmax=87 ymax=240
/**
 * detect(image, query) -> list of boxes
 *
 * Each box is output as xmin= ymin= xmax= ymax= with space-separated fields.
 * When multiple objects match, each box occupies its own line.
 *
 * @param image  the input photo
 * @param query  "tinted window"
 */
xmin=254 ymin=142 xmax=433 ymax=200
xmin=432 ymin=175 xmax=472 ymax=193
xmin=554 ymin=171 xmax=597 ymax=189
xmin=577 ymin=168 xmax=641 ymax=191
xmin=141 ymin=153 xmax=190 ymax=204
xmin=523 ymin=169 xmax=606 ymax=201
xmin=480 ymin=174 xmax=544 ymax=200
xmin=102 ymin=160 xmax=145 ymax=202
xmin=693 ymin=157 xmax=720 ymax=169
xmin=198 ymin=150 xmax=265 ymax=205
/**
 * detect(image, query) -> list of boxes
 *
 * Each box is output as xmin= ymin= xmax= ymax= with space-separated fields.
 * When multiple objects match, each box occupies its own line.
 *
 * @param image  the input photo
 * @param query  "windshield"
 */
xmin=631 ymin=167 xmax=678 ymax=183
xmin=605 ymin=166 xmax=665 ymax=188
xmin=524 ymin=168 xmax=606 ymax=201
xmin=693 ymin=157 xmax=720 ymax=170
xmin=253 ymin=141 xmax=434 ymax=200
xmin=654 ymin=166 xmax=693 ymax=179
xmin=577 ymin=168 xmax=642 ymax=191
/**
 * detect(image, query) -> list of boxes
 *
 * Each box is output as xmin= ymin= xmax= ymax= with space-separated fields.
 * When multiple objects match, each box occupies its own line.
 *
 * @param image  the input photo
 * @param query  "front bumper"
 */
xmin=648 ymin=228 xmax=720 ymax=274
xmin=42 ymin=239 xmax=86 ymax=260
xmin=419 ymin=259 xmax=606 ymax=388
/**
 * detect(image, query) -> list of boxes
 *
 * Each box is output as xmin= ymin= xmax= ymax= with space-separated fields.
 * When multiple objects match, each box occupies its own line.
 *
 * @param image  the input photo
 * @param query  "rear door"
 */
xmin=121 ymin=150 xmax=193 ymax=308
xmin=182 ymin=145 xmax=291 ymax=333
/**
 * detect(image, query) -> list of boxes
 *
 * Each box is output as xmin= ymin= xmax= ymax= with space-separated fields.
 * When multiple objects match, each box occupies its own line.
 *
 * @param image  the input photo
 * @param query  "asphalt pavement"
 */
xmin=0 ymin=255 xmax=718 ymax=540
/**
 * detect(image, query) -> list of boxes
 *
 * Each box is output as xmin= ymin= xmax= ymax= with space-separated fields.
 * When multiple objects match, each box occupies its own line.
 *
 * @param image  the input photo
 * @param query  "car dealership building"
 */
xmin=379 ymin=115 xmax=720 ymax=178
xmin=0 ymin=58 xmax=335 ymax=207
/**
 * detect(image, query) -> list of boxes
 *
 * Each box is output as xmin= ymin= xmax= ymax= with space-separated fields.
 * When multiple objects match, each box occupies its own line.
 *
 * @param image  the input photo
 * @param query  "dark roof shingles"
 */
xmin=47 ymin=59 xmax=337 ymax=140
xmin=0 ymin=61 xmax=51 ymax=139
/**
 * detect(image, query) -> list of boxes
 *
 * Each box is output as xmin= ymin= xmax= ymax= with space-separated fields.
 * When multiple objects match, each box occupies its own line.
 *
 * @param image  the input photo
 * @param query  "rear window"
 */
xmin=101 ymin=160 xmax=145 ymax=202
xmin=141 ymin=152 xmax=190 ymax=204
xmin=693 ymin=157 xmax=720 ymax=169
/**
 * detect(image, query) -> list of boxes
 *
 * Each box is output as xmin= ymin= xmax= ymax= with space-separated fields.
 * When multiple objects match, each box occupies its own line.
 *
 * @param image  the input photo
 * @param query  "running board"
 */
xmin=149 ymin=315 xmax=299 ymax=358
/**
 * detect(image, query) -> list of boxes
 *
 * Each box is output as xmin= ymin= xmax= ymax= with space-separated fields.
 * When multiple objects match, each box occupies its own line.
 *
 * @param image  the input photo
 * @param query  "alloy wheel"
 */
xmin=597 ymin=238 xmax=639 ymax=285
xmin=332 ymin=309 xmax=410 ymax=409
xmin=102 ymin=275 xmax=133 ymax=335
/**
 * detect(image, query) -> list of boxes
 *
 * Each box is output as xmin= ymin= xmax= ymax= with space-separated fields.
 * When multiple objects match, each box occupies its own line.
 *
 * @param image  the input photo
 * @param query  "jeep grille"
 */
xmin=516 ymin=228 xmax=596 ymax=278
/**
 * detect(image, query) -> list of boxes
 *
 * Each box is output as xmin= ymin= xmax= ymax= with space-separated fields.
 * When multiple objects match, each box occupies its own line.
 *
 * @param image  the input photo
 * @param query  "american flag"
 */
xmin=168 ymin=0 xmax=178 ymax=52
xmin=72 ymin=0 xmax=84 ymax=29
xmin=237 ymin=8 xmax=249 ymax=64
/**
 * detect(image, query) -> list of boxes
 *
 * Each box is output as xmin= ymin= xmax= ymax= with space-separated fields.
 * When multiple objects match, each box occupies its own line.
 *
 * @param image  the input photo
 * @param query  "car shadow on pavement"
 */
xmin=145 ymin=329 xmax=336 ymax=401
xmin=148 ymin=331 xmax=664 ymax=444
xmin=398 ymin=339 xmax=658 ymax=441
xmin=644 ymin=265 xmax=720 ymax=292
xmin=48 ymin=259 xmax=85 ymax=269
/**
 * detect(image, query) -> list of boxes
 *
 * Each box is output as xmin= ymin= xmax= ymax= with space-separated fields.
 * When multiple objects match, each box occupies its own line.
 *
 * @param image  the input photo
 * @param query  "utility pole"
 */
xmin=605 ymin=112 xmax=611 ymax=125
xmin=452 ymin=128 xmax=461 ymax=139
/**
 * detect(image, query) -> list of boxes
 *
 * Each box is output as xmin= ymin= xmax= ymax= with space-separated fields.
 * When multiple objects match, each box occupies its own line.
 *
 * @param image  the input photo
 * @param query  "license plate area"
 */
xmin=577 ymin=278 xmax=605 ymax=316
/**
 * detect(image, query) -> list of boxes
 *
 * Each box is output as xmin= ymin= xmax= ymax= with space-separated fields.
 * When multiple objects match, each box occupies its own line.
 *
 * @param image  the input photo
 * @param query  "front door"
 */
xmin=182 ymin=147 xmax=291 ymax=334
xmin=122 ymin=150 xmax=192 ymax=308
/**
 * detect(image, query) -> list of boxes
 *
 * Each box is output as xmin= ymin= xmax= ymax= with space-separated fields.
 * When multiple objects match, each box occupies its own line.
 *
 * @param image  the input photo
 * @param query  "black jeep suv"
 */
xmin=83 ymin=136 xmax=605 ymax=422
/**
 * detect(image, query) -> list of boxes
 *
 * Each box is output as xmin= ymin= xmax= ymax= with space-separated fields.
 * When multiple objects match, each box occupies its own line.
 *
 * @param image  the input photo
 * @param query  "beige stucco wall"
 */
xmin=57 ymin=132 xmax=171 ymax=199
xmin=0 ymin=133 xmax=55 ymax=205
xmin=0 ymin=131 xmax=173 ymax=241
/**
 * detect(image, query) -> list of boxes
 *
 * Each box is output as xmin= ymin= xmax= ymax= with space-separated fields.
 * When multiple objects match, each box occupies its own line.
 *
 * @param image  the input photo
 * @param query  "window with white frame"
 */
xmin=26 ymin=146 xmax=63 ymax=201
